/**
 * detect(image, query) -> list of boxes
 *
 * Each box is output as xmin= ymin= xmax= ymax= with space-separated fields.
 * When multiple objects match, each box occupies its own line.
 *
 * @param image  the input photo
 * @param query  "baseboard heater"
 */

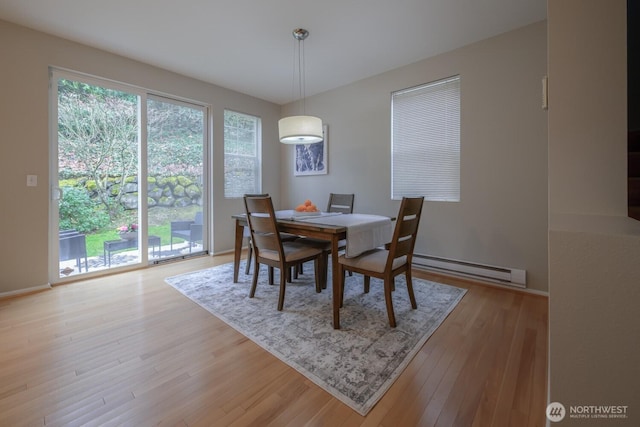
xmin=412 ymin=254 xmax=527 ymax=288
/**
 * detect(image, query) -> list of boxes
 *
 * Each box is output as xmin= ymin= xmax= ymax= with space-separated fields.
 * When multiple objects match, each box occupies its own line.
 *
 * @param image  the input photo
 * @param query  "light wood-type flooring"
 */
xmin=0 ymin=253 xmax=547 ymax=426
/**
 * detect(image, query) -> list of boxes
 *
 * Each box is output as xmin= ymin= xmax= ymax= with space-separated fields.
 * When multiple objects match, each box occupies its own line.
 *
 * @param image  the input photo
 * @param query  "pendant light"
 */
xmin=279 ymin=28 xmax=324 ymax=144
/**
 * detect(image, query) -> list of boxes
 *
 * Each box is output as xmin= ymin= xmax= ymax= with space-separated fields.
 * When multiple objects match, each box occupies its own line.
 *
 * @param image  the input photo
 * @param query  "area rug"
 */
xmin=165 ymin=262 xmax=466 ymax=415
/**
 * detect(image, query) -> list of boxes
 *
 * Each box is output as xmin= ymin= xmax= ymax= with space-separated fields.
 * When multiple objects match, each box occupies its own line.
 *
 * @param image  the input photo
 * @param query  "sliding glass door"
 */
xmin=147 ymin=96 xmax=206 ymax=261
xmin=50 ymin=70 xmax=208 ymax=281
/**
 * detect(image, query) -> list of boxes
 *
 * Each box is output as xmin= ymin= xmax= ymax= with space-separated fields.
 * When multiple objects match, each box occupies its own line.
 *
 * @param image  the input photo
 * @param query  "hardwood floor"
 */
xmin=0 ymin=254 xmax=548 ymax=426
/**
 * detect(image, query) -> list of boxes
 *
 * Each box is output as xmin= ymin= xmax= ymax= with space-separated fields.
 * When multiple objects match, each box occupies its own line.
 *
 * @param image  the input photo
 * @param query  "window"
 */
xmin=224 ymin=110 xmax=262 ymax=198
xmin=391 ymin=75 xmax=460 ymax=201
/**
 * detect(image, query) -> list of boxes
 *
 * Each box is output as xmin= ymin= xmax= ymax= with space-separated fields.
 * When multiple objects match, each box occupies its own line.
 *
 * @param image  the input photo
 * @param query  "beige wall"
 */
xmin=282 ymin=21 xmax=549 ymax=292
xmin=0 ymin=19 xmax=550 ymax=295
xmin=0 ymin=19 xmax=282 ymax=293
xmin=548 ymin=1 xmax=640 ymax=425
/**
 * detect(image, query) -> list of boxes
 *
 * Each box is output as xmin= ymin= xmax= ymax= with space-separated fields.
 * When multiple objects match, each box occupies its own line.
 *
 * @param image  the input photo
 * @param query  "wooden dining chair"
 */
xmin=327 ymin=193 xmax=354 ymax=253
xmin=244 ymin=195 xmax=324 ymax=310
xmin=337 ymin=196 xmax=424 ymax=327
xmin=296 ymin=192 xmax=355 ymax=285
xmin=326 ymin=193 xmax=355 ymax=213
xmin=243 ymin=193 xmax=297 ymax=275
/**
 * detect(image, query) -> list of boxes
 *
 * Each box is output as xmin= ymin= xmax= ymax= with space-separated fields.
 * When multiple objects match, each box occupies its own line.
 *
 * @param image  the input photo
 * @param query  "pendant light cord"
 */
xmin=290 ymin=33 xmax=307 ymax=115
xmin=299 ymin=37 xmax=306 ymax=115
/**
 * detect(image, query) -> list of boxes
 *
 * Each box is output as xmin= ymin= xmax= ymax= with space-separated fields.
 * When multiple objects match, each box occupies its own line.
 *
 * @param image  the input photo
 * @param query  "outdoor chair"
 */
xmin=337 ymin=196 xmax=424 ymax=327
xmin=244 ymin=195 xmax=324 ymax=311
xmin=59 ymin=229 xmax=88 ymax=273
xmin=170 ymin=211 xmax=203 ymax=253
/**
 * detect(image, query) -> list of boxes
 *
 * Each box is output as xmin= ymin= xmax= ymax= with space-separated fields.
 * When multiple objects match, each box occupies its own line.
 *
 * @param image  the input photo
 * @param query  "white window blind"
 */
xmin=391 ymin=75 xmax=460 ymax=201
xmin=224 ymin=110 xmax=262 ymax=198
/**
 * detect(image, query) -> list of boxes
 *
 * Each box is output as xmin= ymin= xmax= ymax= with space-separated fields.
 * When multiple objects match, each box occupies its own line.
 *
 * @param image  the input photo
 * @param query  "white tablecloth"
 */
xmin=294 ymin=213 xmax=393 ymax=257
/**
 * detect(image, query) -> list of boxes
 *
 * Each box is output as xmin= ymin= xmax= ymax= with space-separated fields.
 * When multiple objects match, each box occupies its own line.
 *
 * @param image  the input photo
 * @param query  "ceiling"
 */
xmin=0 ymin=0 xmax=546 ymax=105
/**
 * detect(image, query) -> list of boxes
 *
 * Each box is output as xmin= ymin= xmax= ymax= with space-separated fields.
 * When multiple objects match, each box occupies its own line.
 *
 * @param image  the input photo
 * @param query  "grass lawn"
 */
xmin=82 ymin=206 xmax=199 ymax=257
xmin=84 ymin=225 xmax=177 ymax=257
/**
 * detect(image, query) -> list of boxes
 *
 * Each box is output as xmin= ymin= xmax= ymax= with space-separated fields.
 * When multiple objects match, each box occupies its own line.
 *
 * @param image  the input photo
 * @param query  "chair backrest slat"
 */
xmin=397 ymin=216 xmax=419 ymax=239
xmin=252 ymin=233 xmax=280 ymax=253
xmin=394 ymin=236 xmax=413 ymax=257
xmin=248 ymin=215 xmax=276 ymax=234
xmin=386 ymin=197 xmax=424 ymax=268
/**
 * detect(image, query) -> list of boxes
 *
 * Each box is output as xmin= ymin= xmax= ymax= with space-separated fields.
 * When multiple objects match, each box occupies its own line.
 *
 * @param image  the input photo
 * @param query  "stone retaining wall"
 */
xmin=63 ymin=175 xmax=203 ymax=210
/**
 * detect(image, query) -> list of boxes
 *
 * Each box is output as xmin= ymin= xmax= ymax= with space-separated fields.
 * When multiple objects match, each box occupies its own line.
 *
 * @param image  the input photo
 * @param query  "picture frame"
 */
xmin=294 ymin=124 xmax=328 ymax=176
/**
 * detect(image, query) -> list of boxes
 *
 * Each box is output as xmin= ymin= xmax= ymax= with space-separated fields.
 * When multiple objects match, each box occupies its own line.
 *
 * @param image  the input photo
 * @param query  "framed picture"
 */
xmin=294 ymin=124 xmax=328 ymax=176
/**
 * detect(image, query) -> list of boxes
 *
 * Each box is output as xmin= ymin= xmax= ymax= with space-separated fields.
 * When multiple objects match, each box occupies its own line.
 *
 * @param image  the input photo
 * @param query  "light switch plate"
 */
xmin=27 ymin=175 xmax=38 ymax=187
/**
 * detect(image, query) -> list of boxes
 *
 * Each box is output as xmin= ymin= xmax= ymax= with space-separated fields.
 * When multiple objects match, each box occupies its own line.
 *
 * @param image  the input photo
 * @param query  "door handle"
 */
xmin=52 ymin=186 xmax=63 ymax=200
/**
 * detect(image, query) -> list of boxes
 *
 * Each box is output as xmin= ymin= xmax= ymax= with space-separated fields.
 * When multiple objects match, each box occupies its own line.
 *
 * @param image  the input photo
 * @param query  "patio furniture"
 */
xmin=103 ymin=235 xmax=161 ymax=267
xmin=59 ymin=229 xmax=88 ymax=273
xmin=170 ymin=211 xmax=203 ymax=253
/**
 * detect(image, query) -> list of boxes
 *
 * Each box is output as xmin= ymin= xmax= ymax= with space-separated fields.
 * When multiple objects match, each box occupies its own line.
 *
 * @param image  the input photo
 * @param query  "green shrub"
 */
xmin=59 ymin=187 xmax=110 ymax=233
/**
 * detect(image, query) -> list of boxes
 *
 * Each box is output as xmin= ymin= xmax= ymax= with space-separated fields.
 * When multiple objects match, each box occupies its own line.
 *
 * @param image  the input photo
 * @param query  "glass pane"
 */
xmin=147 ymin=97 xmax=205 ymax=259
xmin=57 ymin=77 xmax=141 ymax=277
xmin=224 ymin=110 xmax=260 ymax=197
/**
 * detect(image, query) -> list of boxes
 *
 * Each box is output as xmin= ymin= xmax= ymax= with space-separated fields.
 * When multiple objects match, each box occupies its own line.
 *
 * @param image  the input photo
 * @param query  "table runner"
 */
xmin=295 ymin=213 xmax=392 ymax=257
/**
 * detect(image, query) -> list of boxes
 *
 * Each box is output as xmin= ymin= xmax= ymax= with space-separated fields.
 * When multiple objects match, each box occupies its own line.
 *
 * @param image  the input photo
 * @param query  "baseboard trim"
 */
xmin=0 ymin=283 xmax=52 ymax=300
xmin=414 ymin=265 xmax=548 ymax=297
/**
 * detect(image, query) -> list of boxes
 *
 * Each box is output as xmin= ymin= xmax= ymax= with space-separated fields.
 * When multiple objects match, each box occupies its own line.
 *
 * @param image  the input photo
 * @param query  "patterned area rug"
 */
xmin=165 ymin=262 xmax=466 ymax=415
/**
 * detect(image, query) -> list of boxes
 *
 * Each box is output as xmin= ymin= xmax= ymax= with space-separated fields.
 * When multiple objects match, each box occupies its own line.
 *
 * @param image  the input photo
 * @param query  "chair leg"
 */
xmin=384 ymin=278 xmax=397 ymax=327
xmin=339 ymin=264 xmax=346 ymax=308
xmin=249 ymin=263 xmax=260 ymax=298
xmin=321 ymin=251 xmax=329 ymax=289
xmin=364 ymin=276 xmax=371 ymax=293
xmin=406 ymin=271 xmax=417 ymax=309
xmin=245 ymin=243 xmax=253 ymax=275
xmin=314 ymin=259 xmax=321 ymax=293
xmin=277 ymin=268 xmax=286 ymax=311
xmin=268 ymin=266 xmax=274 ymax=285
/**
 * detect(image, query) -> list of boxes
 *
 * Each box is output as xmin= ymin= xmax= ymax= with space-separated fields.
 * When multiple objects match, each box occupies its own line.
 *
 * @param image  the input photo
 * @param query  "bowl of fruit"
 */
xmin=294 ymin=199 xmax=321 ymax=216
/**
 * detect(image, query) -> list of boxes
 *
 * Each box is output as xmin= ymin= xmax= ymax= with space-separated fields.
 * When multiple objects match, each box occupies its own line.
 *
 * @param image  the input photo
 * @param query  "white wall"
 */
xmin=0 ymin=19 xmax=282 ymax=293
xmin=282 ymin=21 xmax=549 ymax=292
xmin=548 ymin=1 xmax=640 ymax=425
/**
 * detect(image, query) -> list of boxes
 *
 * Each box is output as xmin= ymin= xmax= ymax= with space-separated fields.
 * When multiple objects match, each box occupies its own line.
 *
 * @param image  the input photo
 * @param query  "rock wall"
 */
xmin=63 ymin=175 xmax=202 ymax=210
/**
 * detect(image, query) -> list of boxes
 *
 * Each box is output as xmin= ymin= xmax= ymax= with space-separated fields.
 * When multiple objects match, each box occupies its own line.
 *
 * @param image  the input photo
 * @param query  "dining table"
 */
xmin=232 ymin=210 xmax=392 ymax=329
